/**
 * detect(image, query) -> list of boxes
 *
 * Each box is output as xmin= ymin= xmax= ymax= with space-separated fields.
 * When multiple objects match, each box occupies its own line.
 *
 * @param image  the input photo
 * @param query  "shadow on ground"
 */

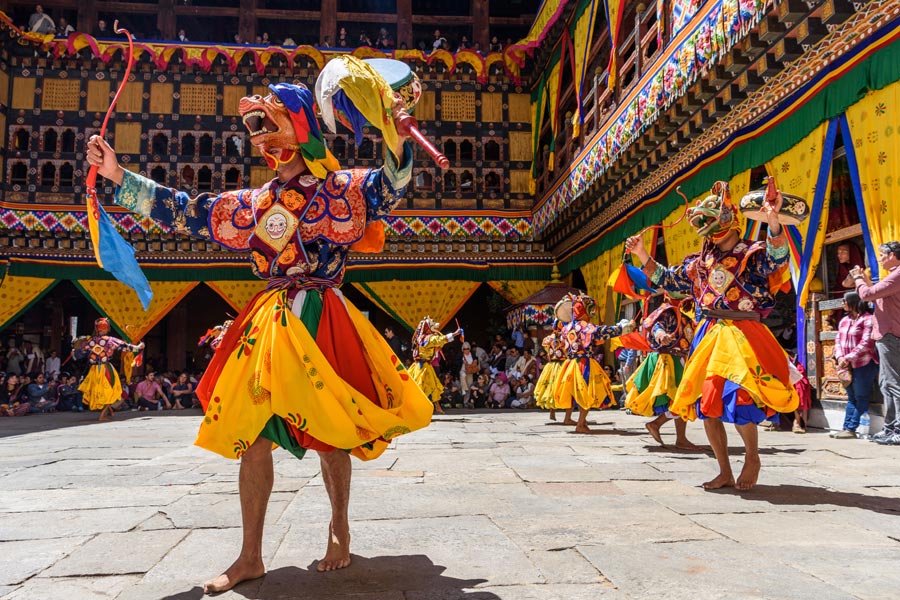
xmin=732 ymin=483 xmax=900 ymax=515
xmin=0 ymin=410 xmax=202 ymax=439
xmin=159 ymin=554 xmax=497 ymax=600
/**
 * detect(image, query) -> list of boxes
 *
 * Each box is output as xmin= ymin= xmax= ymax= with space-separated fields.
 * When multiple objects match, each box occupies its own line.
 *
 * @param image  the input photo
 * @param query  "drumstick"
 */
xmin=395 ymin=112 xmax=450 ymax=169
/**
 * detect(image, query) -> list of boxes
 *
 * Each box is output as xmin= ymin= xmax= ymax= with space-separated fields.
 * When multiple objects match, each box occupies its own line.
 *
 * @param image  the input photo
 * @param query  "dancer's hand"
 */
xmin=625 ymin=235 xmax=650 ymax=265
xmin=86 ymin=135 xmax=125 ymax=185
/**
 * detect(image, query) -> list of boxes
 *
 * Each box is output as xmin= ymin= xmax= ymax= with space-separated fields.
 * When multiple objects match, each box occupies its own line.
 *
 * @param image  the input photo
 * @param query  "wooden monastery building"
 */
xmin=0 ymin=0 xmax=898 ymax=428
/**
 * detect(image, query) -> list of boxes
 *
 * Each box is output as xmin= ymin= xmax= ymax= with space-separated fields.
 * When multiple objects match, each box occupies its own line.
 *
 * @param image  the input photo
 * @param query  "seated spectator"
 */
xmin=521 ymin=348 xmax=537 ymax=382
xmin=511 ymin=374 xmax=535 ymax=409
xmin=178 ymin=28 xmax=189 ymax=42
xmin=56 ymin=374 xmax=84 ymax=412
xmin=26 ymin=373 xmax=56 ymax=413
xmin=337 ymin=27 xmax=349 ymax=47
xmin=488 ymin=372 xmax=510 ymax=409
xmin=505 ymin=347 xmax=525 ymax=378
xmin=488 ymin=343 xmax=506 ymax=370
xmin=28 ymin=5 xmax=56 ymax=35
xmin=438 ymin=372 xmax=462 ymax=409
xmin=466 ymin=373 xmax=489 ymax=408
xmin=283 ymin=36 xmax=297 ymax=47
xmin=489 ymin=36 xmax=502 ymax=52
xmin=0 ymin=373 xmax=29 ymax=417
xmin=135 ymin=371 xmax=170 ymax=410
xmin=171 ymin=372 xmax=196 ymax=409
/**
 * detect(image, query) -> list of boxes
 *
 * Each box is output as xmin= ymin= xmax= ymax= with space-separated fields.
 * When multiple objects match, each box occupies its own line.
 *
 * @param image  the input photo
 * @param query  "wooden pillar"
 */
xmin=77 ymin=0 xmax=97 ymax=35
xmin=397 ymin=0 xmax=413 ymax=50
xmin=166 ymin=305 xmax=188 ymax=372
xmin=238 ymin=0 xmax=257 ymax=45
xmin=472 ymin=0 xmax=489 ymax=50
xmin=321 ymin=0 xmax=337 ymax=47
xmin=157 ymin=0 xmax=176 ymax=40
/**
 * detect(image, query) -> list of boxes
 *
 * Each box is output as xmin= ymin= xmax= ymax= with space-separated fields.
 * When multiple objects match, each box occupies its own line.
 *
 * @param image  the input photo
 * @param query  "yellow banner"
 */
xmin=487 ymin=281 xmax=548 ymax=304
xmin=0 ymin=276 xmax=57 ymax=332
xmin=206 ymin=280 xmax=267 ymax=312
xmin=571 ymin=0 xmax=600 ymax=137
xmin=662 ymin=196 xmax=702 ymax=262
xmin=546 ymin=60 xmax=562 ymax=172
xmin=352 ymin=281 xmax=481 ymax=333
xmin=76 ymin=280 xmax=199 ymax=342
xmin=845 ymin=82 xmax=900 ymax=268
xmin=581 ymin=243 xmax=624 ymax=324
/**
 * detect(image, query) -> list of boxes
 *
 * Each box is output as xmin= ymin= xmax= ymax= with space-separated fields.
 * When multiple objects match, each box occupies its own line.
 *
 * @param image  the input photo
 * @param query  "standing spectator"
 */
xmin=511 ymin=326 xmax=525 ymax=351
xmin=489 ymin=36 xmax=502 ymax=52
xmin=852 ymin=241 xmax=900 ymax=445
xmin=337 ymin=27 xmax=349 ymax=47
xmin=28 ymin=5 xmax=56 ymax=35
xmin=23 ymin=342 xmax=43 ymax=377
xmin=26 ymin=373 xmax=56 ymax=413
xmin=432 ymin=29 xmax=446 ymax=51
xmin=473 ymin=341 xmax=489 ymax=371
xmin=6 ymin=343 xmax=24 ymax=376
xmin=458 ymin=35 xmax=470 ymax=50
xmin=488 ymin=343 xmax=506 ymax=371
xmin=178 ymin=29 xmax=189 ymax=42
xmin=357 ymin=31 xmax=372 ymax=47
xmin=383 ymin=326 xmax=405 ymax=360
xmin=459 ymin=342 xmax=478 ymax=394
xmin=261 ymin=32 xmax=270 ymax=45
xmin=45 ymin=350 xmax=61 ymax=380
xmin=171 ymin=372 xmax=195 ymax=409
xmin=93 ymin=19 xmax=108 ymax=38
xmin=57 ymin=17 xmax=74 ymax=37
xmin=374 ymin=28 xmax=394 ymax=50
xmin=135 ymin=371 xmax=170 ymax=410
xmin=791 ymin=355 xmax=812 ymax=433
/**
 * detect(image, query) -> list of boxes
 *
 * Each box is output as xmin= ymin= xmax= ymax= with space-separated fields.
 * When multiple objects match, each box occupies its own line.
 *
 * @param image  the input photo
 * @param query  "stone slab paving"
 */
xmin=0 ymin=410 xmax=898 ymax=599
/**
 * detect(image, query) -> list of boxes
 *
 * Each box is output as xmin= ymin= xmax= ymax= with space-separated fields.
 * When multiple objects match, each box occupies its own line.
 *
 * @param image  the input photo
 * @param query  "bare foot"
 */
xmin=549 ymin=411 xmax=557 ymax=421
xmin=735 ymin=455 xmax=760 ymax=491
xmin=433 ymin=404 xmax=445 ymax=414
xmin=203 ymin=557 xmax=266 ymax=594
xmin=702 ymin=472 xmax=735 ymax=490
xmin=574 ymin=424 xmax=592 ymax=434
xmin=562 ymin=419 xmax=577 ymax=426
xmin=674 ymin=439 xmax=703 ymax=451
xmin=645 ymin=421 xmax=664 ymax=446
xmin=317 ymin=520 xmax=351 ymax=572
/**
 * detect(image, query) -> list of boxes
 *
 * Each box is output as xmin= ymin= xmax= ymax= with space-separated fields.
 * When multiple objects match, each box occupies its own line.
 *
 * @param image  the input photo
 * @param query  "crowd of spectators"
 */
xmin=19 ymin=6 xmax=512 ymax=54
xmin=0 ymin=336 xmax=203 ymax=418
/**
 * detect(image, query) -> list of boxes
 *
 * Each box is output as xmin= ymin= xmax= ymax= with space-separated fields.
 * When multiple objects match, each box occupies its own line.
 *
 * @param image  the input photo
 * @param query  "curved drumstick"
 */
xmin=395 ymin=113 xmax=450 ymax=169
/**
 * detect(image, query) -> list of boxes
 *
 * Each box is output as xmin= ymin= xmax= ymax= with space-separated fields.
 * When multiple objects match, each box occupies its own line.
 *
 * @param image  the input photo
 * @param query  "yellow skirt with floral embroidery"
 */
xmin=79 ymin=363 xmax=122 ymax=410
xmin=553 ymin=357 xmax=615 ymax=411
xmin=407 ymin=361 xmax=443 ymax=402
xmin=194 ymin=289 xmax=434 ymax=461
xmin=534 ymin=361 xmax=563 ymax=409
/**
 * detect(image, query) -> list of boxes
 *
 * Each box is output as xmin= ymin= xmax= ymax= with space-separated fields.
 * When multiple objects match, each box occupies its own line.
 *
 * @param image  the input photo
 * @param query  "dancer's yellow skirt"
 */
xmin=79 ymin=363 xmax=122 ymax=410
xmin=195 ymin=288 xmax=433 ymax=461
xmin=669 ymin=319 xmax=798 ymax=423
xmin=534 ymin=361 xmax=563 ymax=409
xmin=408 ymin=361 xmax=443 ymax=402
xmin=553 ymin=357 xmax=615 ymax=411
xmin=624 ymin=353 xmax=682 ymax=417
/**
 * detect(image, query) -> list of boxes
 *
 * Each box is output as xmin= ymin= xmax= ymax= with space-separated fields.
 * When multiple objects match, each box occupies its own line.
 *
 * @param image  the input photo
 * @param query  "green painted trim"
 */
xmin=5 ymin=259 xmax=552 ymax=284
xmin=0 ymin=279 xmax=60 ymax=334
xmin=560 ymin=33 xmax=900 ymax=275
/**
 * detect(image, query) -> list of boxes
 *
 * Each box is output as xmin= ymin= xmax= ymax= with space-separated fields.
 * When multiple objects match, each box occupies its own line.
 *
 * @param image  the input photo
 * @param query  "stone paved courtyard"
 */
xmin=1 ymin=410 xmax=899 ymax=600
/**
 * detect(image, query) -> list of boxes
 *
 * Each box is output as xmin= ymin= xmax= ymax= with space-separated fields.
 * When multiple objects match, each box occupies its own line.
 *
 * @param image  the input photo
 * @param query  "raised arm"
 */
xmin=625 ymin=235 xmax=695 ymax=295
xmin=86 ymin=135 xmax=256 ymax=250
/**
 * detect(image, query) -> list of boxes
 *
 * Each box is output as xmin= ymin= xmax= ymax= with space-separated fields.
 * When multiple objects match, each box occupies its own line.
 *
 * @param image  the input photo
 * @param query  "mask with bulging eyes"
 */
xmin=687 ymin=185 xmax=737 ymax=239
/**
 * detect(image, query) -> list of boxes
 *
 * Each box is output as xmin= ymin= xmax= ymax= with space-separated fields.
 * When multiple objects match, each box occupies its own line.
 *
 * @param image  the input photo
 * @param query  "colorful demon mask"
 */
xmin=686 ymin=181 xmax=740 ymax=240
xmin=94 ymin=317 xmax=110 ymax=336
xmin=555 ymin=292 xmax=597 ymax=323
xmin=238 ymin=83 xmax=338 ymax=178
